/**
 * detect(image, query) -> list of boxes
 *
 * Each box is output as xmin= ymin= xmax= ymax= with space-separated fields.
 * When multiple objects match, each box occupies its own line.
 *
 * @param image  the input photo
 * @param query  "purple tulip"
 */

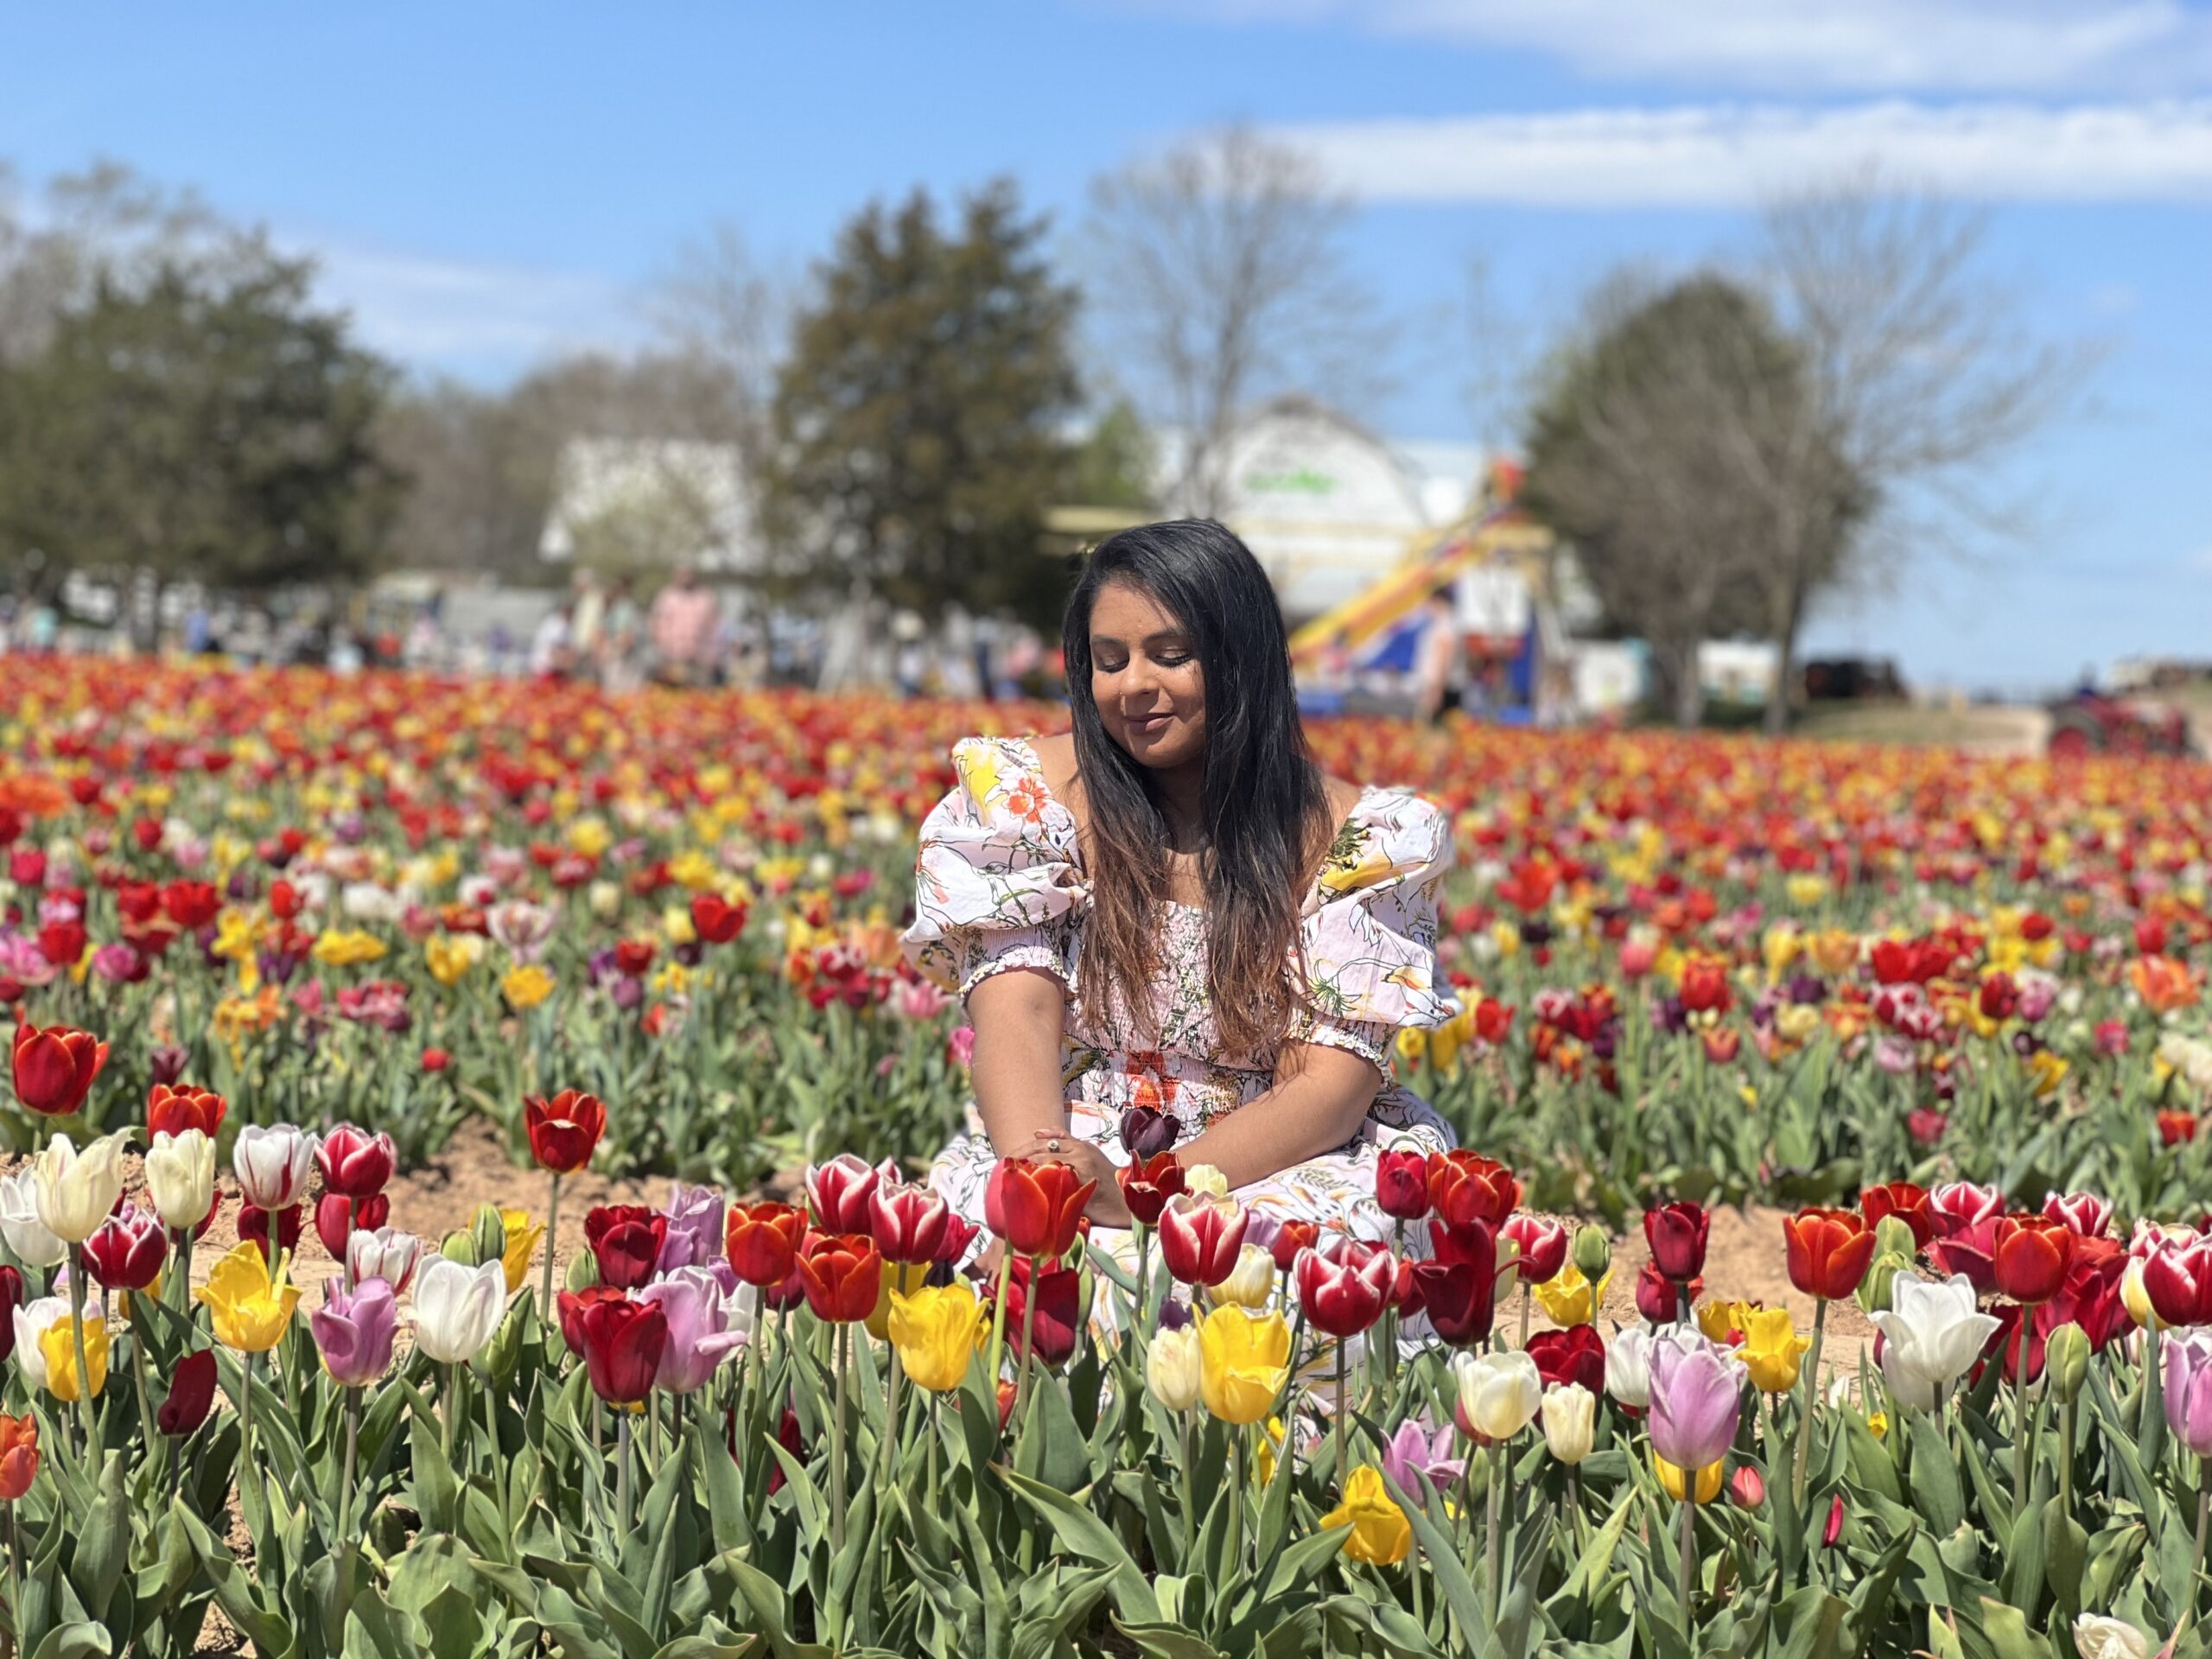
xmin=638 ymin=1267 xmax=749 ymax=1395
xmin=1648 ymin=1338 xmax=1745 ymax=1472
xmin=311 ymin=1279 xmax=399 ymax=1389
xmin=1380 ymin=1417 xmax=1465 ymax=1496
xmin=658 ymin=1184 xmax=728 ymax=1274
xmin=2166 ymin=1332 xmax=2212 ymax=1457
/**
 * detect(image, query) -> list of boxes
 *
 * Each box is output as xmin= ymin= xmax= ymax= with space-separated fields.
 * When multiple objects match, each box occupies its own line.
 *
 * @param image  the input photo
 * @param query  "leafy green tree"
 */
xmin=1522 ymin=273 xmax=1865 ymax=728
xmin=764 ymin=181 xmax=1082 ymax=628
xmin=0 ymin=243 xmax=397 ymax=596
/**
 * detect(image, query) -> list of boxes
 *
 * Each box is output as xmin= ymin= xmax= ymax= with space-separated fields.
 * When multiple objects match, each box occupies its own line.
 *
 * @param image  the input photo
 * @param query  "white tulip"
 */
xmin=346 ymin=1227 xmax=425 ymax=1294
xmin=2073 ymin=1614 xmax=2149 ymax=1659
xmin=1869 ymin=1274 xmax=2001 ymax=1413
xmin=12 ymin=1295 xmax=99 ymax=1393
xmin=1453 ymin=1349 xmax=1544 ymax=1440
xmin=233 ymin=1124 xmax=317 ymax=1211
xmin=145 ymin=1129 xmax=217 ymax=1230
xmin=1216 ymin=1244 xmax=1276 ymax=1310
xmin=411 ymin=1256 xmax=509 ymax=1363
xmin=33 ymin=1130 xmax=130 ymax=1244
xmin=1146 ymin=1326 xmax=1202 ymax=1413
xmin=0 ymin=1168 xmax=67 ymax=1268
xmin=1541 ymin=1382 xmax=1596 ymax=1465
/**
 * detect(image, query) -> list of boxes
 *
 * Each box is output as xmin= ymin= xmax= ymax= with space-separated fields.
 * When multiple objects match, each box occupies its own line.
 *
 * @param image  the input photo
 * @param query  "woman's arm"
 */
xmin=966 ymin=967 xmax=1071 ymax=1154
xmin=1173 ymin=1042 xmax=1380 ymax=1190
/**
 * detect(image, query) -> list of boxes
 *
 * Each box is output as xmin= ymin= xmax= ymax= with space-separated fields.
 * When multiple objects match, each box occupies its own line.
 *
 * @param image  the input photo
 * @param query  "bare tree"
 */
xmin=1084 ymin=125 xmax=1394 ymax=518
xmin=1747 ymin=177 xmax=2099 ymax=728
xmin=645 ymin=222 xmax=788 ymax=474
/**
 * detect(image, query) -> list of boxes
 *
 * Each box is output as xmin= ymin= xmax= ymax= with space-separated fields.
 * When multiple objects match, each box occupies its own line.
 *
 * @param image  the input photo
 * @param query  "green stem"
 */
xmin=831 ymin=1321 xmax=849 ymax=1557
xmin=341 ymin=1386 xmax=361 ymax=1543
xmin=2182 ymin=1466 xmax=2212 ymax=1648
xmin=443 ymin=1362 xmax=458 ymax=1464
xmin=1486 ymin=1442 xmax=1503 ymax=1625
xmin=1133 ymin=1224 xmax=1150 ymax=1341
xmin=540 ymin=1174 xmax=561 ymax=1318
xmin=880 ymin=1348 xmax=903 ymax=1486
xmin=927 ymin=1394 xmax=939 ymax=1497
xmin=1182 ymin=1416 xmax=1198 ymax=1565
xmin=67 ymin=1244 xmax=96 ymax=1455
xmin=131 ymin=1311 xmax=157 ymax=1453
xmin=1335 ymin=1339 xmax=1350 ymax=1493
xmin=1229 ymin=1427 xmax=1245 ymax=1574
xmin=983 ymin=1249 xmax=1014 ymax=1421
xmin=239 ymin=1351 xmax=255 ymax=1473
xmin=1792 ymin=1298 xmax=1829 ymax=1506
xmin=1012 ymin=1255 xmax=1040 ymax=1430
xmin=617 ymin=1411 xmax=633 ymax=1537
xmin=1679 ymin=1484 xmax=1698 ymax=1634
xmin=2011 ymin=1313 xmax=2031 ymax=1508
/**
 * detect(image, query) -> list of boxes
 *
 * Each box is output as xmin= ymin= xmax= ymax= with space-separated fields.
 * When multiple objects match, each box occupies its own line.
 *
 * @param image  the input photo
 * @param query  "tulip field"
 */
xmin=0 ymin=654 xmax=2209 ymax=1656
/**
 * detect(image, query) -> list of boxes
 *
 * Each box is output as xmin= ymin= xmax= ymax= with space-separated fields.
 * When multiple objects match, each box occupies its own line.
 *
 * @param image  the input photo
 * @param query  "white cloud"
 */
xmin=1194 ymin=0 xmax=2212 ymax=94
xmin=283 ymin=237 xmax=639 ymax=369
xmin=1272 ymin=99 xmax=2212 ymax=206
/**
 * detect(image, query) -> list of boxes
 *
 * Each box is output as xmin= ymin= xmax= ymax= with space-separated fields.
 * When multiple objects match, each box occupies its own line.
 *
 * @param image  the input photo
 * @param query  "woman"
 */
xmin=902 ymin=520 xmax=1459 ymax=1264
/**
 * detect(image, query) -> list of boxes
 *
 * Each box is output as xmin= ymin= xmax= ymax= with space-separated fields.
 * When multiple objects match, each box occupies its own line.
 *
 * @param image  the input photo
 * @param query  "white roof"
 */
xmin=538 ymin=438 xmax=755 ymax=572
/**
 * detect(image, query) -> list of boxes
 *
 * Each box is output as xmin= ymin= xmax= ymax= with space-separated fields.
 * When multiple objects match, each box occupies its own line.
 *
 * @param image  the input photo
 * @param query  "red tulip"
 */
xmin=1859 ymin=1182 xmax=1934 ymax=1250
xmin=1428 ymin=1217 xmax=1499 ymax=1271
xmin=1117 ymin=1153 xmax=1187 ymax=1227
xmin=1158 ymin=1193 xmax=1249 ymax=1287
xmin=1822 ymin=1494 xmax=1846 ymax=1549
xmin=795 ymin=1232 xmax=882 ymax=1324
xmin=1391 ymin=1256 xmax=1427 ymax=1319
xmin=11 ymin=1022 xmax=107 ymax=1116
xmin=935 ymin=1214 xmax=981 ymax=1266
xmin=157 ymin=1350 xmax=218 ymax=1436
xmin=1928 ymin=1182 xmax=2003 ymax=1236
xmin=1410 ymin=1258 xmax=1496 ymax=1346
xmin=557 ymin=1285 xmax=631 ymax=1357
xmin=0 ymin=1414 xmax=35 ymax=1501
xmin=690 ymin=893 xmax=748 ymax=944
xmin=1427 ymin=1152 xmax=1519 ymax=1228
xmin=1927 ymin=1218 xmax=1998 ymax=1294
xmin=1501 ymin=1214 xmax=1569 ymax=1285
xmin=1294 ymin=1239 xmax=1394 ymax=1338
xmin=83 ymin=1205 xmax=167 ymax=1292
xmin=237 ymin=1203 xmax=303 ymax=1263
xmin=1002 ymin=1255 xmax=1084 ymax=1366
xmin=1784 ymin=1208 xmax=1877 ymax=1301
xmin=807 ymin=1154 xmax=893 ymax=1236
xmin=524 ymin=1090 xmax=607 ymax=1175
xmin=146 ymin=1083 xmax=226 ymax=1141
xmin=1526 ymin=1324 xmax=1606 ymax=1395
xmin=1992 ymin=1214 xmax=2073 ymax=1305
xmin=1269 ymin=1218 xmax=1319 ymax=1274
xmin=315 ymin=1191 xmax=390 ymax=1259
xmin=1375 ymin=1149 xmax=1430 ymax=1220
xmin=1728 ymin=1465 xmax=1765 ymax=1510
xmin=2145 ymin=1238 xmax=2212 ymax=1327
xmin=1643 ymin=1203 xmax=1709 ymax=1281
xmin=725 ymin=1202 xmax=807 ymax=1287
xmin=2042 ymin=1191 xmax=2113 ymax=1238
xmin=868 ymin=1179 xmax=950 ymax=1266
xmin=315 ymin=1124 xmax=396 ymax=1199
xmin=577 ymin=1294 xmax=668 ymax=1404
xmin=586 ymin=1205 xmax=668 ymax=1292
xmin=1635 ymin=1261 xmax=1700 ymax=1323
xmin=984 ymin=1157 xmax=1094 ymax=1260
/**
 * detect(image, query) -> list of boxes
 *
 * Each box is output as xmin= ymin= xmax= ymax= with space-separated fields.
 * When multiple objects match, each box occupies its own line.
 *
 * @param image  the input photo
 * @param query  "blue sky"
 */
xmin=3 ymin=2 xmax=2209 ymax=694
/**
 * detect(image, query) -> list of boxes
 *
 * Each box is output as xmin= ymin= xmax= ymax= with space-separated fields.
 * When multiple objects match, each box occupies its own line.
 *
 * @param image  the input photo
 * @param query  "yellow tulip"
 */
xmin=1654 ymin=1453 xmax=1724 ymax=1503
xmin=1532 ymin=1264 xmax=1611 ymax=1328
xmin=1697 ymin=1298 xmax=1750 ymax=1345
xmin=888 ymin=1284 xmax=986 ymax=1393
xmin=310 ymin=929 xmax=387 ymax=967
xmin=1182 ymin=1164 xmax=1230 ymax=1200
xmin=37 ymin=1316 xmax=109 ymax=1402
xmin=502 ymin=964 xmax=556 ymax=1009
xmin=198 ymin=1243 xmax=302 ymax=1353
xmin=1254 ymin=1415 xmax=1287 ymax=1484
xmin=499 ymin=1209 xmax=545 ymax=1296
xmin=1739 ymin=1306 xmax=1812 ymax=1394
xmin=1319 ymin=1466 xmax=1412 ymax=1565
xmin=424 ymin=933 xmax=483 ymax=987
xmin=866 ymin=1261 xmax=932 ymax=1343
xmin=1198 ymin=1306 xmax=1290 ymax=1426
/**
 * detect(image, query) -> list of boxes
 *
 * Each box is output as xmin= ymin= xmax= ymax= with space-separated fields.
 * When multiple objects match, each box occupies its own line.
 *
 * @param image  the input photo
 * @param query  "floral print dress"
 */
xmin=902 ymin=735 xmax=1459 ymax=1261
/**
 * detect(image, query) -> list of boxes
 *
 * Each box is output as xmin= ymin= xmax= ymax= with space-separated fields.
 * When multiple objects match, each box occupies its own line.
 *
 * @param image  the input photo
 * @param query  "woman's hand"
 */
xmin=1030 ymin=1130 xmax=1132 ymax=1228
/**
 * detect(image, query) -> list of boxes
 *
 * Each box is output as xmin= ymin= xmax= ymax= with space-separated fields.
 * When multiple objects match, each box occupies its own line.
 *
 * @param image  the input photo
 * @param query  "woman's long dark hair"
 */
xmin=1062 ymin=519 xmax=1331 ymax=1056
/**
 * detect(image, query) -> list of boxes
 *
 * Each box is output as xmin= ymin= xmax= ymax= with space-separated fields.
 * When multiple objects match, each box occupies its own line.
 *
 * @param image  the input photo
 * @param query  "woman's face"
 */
xmin=1088 ymin=580 xmax=1206 ymax=770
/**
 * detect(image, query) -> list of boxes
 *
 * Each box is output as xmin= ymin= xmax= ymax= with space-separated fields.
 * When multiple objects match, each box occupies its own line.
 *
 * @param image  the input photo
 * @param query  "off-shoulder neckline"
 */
xmin=994 ymin=734 xmax=1392 ymax=908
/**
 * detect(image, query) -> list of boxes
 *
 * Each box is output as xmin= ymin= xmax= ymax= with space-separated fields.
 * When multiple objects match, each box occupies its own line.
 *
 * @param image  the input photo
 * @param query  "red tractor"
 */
xmin=2046 ymin=690 xmax=2197 ymax=758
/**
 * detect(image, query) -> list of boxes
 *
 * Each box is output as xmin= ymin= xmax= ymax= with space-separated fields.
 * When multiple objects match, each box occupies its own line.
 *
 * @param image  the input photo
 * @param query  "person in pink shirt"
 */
xmin=648 ymin=566 xmax=721 ymax=687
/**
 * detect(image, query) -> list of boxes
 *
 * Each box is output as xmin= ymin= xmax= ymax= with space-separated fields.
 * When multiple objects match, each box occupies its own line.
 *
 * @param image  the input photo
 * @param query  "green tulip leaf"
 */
xmin=1376 ymin=1466 xmax=1487 ymax=1647
xmin=2042 ymin=1496 xmax=2088 ymax=1611
xmin=26 ymin=1624 xmax=112 ymax=1659
xmin=1001 ymin=1468 xmax=1160 ymax=1626
xmin=1905 ymin=1417 xmax=1966 ymax=1538
xmin=1109 ymin=1623 xmax=1224 ymax=1659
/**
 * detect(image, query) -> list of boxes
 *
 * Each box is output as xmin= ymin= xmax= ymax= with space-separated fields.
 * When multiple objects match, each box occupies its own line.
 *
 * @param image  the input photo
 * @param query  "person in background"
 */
xmin=530 ymin=605 xmax=575 ymax=680
xmin=649 ymin=565 xmax=721 ymax=687
xmin=569 ymin=570 xmax=607 ymax=680
xmin=1413 ymin=588 xmax=1464 ymax=724
xmin=600 ymin=575 xmax=645 ymax=694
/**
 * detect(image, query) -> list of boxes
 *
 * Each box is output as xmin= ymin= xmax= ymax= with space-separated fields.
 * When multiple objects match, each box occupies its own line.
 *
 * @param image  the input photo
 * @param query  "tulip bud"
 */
xmin=1728 ymin=1465 xmax=1765 ymax=1509
xmin=441 ymin=1230 xmax=480 ymax=1267
xmin=565 ymin=1249 xmax=601 ymax=1293
xmin=1215 ymin=1244 xmax=1275 ymax=1310
xmin=1857 ymin=1249 xmax=1906 ymax=1319
xmin=471 ymin=1204 xmax=508 ymax=1267
xmin=1572 ymin=1223 xmax=1611 ymax=1283
xmin=2046 ymin=1322 xmax=2091 ymax=1404
xmin=1146 ymin=1326 xmax=1202 ymax=1413
xmin=1540 ymin=1382 xmax=1595 ymax=1465
xmin=480 ymin=1291 xmax=532 ymax=1382
xmin=2073 ymin=1614 xmax=2152 ymax=1659
xmin=1871 ymin=1213 xmax=1918 ymax=1266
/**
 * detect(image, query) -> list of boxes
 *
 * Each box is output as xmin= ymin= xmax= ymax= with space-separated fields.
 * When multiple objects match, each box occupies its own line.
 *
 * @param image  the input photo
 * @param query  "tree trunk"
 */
xmin=1654 ymin=639 xmax=1705 ymax=730
xmin=1762 ymin=576 xmax=1808 ymax=735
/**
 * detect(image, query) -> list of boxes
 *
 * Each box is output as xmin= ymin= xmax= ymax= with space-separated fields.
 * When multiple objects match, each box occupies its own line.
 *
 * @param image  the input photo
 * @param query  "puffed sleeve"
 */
xmin=1289 ymin=787 xmax=1459 ymax=1068
xmin=900 ymin=737 xmax=1087 ymax=1000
